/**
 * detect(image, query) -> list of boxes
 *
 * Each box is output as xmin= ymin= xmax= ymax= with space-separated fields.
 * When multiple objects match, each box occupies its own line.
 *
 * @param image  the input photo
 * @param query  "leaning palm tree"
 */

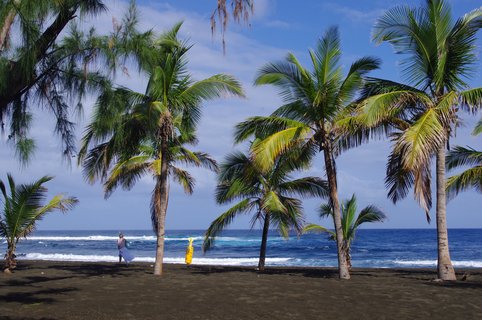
xmin=446 ymin=121 xmax=482 ymax=197
xmin=0 ymin=174 xmax=78 ymax=272
xmin=234 ymin=26 xmax=380 ymax=279
xmin=78 ymin=23 xmax=244 ymax=276
xmin=304 ymin=194 xmax=386 ymax=269
xmin=354 ymin=0 xmax=482 ymax=280
xmin=203 ymin=147 xmax=329 ymax=271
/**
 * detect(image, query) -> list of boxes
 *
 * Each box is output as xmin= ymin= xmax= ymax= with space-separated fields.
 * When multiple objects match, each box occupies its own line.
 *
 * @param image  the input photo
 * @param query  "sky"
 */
xmin=1 ymin=0 xmax=481 ymax=230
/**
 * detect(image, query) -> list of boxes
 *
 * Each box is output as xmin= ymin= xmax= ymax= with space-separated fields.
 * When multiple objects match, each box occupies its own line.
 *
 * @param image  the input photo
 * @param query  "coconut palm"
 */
xmin=234 ymin=26 xmax=380 ymax=279
xmin=446 ymin=121 xmax=482 ymax=197
xmin=203 ymin=147 xmax=329 ymax=271
xmin=78 ymin=23 xmax=244 ymax=276
xmin=304 ymin=194 xmax=386 ymax=269
xmin=354 ymin=0 xmax=482 ymax=280
xmin=0 ymin=174 xmax=78 ymax=272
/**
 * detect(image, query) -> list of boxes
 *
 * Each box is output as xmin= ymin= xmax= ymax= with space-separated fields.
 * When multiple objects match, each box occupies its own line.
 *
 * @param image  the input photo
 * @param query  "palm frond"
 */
xmin=446 ymin=166 xmax=482 ymax=198
xmin=175 ymin=149 xmax=218 ymax=172
xmin=473 ymin=118 xmax=482 ymax=136
xmin=104 ymin=159 xmax=150 ymax=198
xmin=394 ymin=108 xmax=445 ymax=171
xmin=251 ymin=126 xmax=311 ymax=172
xmin=446 ymin=146 xmax=482 ymax=169
xmin=261 ymin=191 xmax=287 ymax=214
xmin=354 ymin=205 xmax=387 ymax=228
xmin=303 ymin=223 xmax=335 ymax=239
xmin=180 ymin=74 xmax=245 ymax=102
xmin=338 ymin=56 xmax=381 ymax=103
xmin=318 ymin=203 xmax=333 ymax=219
xmin=203 ymin=199 xmax=256 ymax=252
xmin=234 ymin=116 xmax=306 ymax=144
xmin=279 ymin=177 xmax=329 ymax=199
xmin=459 ymin=87 xmax=482 ymax=114
xmin=171 ymin=167 xmax=194 ymax=194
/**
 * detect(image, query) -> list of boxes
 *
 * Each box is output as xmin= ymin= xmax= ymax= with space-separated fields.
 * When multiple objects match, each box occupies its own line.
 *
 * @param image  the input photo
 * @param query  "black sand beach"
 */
xmin=1 ymin=261 xmax=481 ymax=319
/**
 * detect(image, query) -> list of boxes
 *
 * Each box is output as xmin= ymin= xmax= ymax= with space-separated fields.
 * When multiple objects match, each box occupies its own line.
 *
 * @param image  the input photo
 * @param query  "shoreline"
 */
xmin=1 ymin=260 xmax=482 ymax=319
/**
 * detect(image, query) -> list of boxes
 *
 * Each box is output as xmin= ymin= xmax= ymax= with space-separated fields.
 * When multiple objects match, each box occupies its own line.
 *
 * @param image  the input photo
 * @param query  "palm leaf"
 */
xmin=446 ymin=146 xmax=482 ymax=169
xmin=354 ymin=205 xmax=387 ymax=228
xmin=303 ymin=223 xmax=335 ymax=239
xmin=279 ymin=177 xmax=329 ymax=199
xmin=203 ymin=199 xmax=256 ymax=252
xmin=446 ymin=166 xmax=482 ymax=198
xmin=171 ymin=167 xmax=194 ymax=194
xmin=180 ymin=74 xmax=245 ymax=101
xmin=473 ymin=118 xmax=482 ymax=136
xmin=261 ymin=191 xmax=287 ymax=214
xmin=251 ymin=126 xmax=311 ymax=172
xmin=394 ymin=108 xmax=445 ymax=171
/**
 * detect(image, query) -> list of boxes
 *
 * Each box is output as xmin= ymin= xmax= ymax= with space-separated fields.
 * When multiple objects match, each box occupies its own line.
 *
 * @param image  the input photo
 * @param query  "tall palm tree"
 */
xmin=304 ymin=194 xmax=386 ymax=269
xmin=78 ymin=23 xmax=244 ymax=276
xmin=234 ymin=26 xmax=380 ymax=279
xmin=0 ymin=174 xmax=78 ymax=272
xmin=446 ymin=121 xmax=482 ymax=197
xmin=203 ymin=147 xmax=329 ymax=271
xmin=356 ymin=0 xmax=482 ymax=280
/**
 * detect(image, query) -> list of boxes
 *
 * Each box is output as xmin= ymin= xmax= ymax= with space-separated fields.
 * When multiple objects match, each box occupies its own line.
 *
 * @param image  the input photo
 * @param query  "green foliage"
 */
xmin=235 ymin=27 xmax=380 ymax=169
xmin=78 ymin=23 xmax=244 ymax=238
xmin=203 ymin=148 xmax=328 ymax=253
xmin=0 ymin=0 xmax=155 ymax=163
xmin=446 ymin=144 xmax=482 ymax=198
xmin=304 ymin=194 xmax=386 ymax=267
xmin=353 ymin=0 xmax=482 ymax=220
xmin=0 ymin=174 xmax=78 ymax=271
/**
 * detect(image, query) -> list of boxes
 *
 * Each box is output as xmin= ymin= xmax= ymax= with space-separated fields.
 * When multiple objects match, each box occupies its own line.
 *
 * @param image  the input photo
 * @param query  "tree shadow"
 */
xmin=0 ymin=287 xmax=77 ymax=304
xmin=0 ymin=317 xmax=57 ymax=320
xmin=188 ymin=265 xmax=340 ymax=278
xmin=1 ymin=276 xmax=76 ymax=288
xmin=45 ymin=263 xmax=151 ymax=278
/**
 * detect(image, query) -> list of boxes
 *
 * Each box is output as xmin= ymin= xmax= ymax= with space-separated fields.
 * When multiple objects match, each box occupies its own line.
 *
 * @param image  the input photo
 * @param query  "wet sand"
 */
xmin=1 ymin=261 xmax=481 ymax=320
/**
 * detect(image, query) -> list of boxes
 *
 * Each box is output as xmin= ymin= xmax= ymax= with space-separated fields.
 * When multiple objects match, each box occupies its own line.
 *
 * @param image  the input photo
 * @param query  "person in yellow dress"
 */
xmin=185 ymin=238 xmax=194 ymax=265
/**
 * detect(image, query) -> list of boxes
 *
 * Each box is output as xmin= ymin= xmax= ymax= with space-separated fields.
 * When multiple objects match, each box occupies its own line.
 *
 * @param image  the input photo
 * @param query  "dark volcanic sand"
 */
xmin=1 ymin=261 xmax=481 ymax=320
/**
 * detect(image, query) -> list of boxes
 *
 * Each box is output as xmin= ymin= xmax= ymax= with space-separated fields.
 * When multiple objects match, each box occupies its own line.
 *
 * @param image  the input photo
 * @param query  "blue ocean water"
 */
xmin=2 ymin=229 xmax=482 ymax=268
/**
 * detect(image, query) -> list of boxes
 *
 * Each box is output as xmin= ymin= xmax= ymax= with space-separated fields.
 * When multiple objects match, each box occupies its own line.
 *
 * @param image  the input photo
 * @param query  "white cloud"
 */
xmin=320 ymin=3 xmax=384 ymax=23
xmin=264 ymin=19 xmax=291 ymax=29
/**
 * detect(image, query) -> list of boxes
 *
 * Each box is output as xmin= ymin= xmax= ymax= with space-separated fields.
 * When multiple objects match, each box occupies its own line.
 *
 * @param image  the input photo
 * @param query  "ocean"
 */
xmin=3 ymin=229 xmax=482 ymax=268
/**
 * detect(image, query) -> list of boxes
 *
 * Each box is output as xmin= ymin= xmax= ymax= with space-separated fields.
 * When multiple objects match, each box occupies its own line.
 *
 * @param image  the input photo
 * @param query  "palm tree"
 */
xmin=0 ymin=174 xmax=78 ymax=272
xmin=234 ymin=26 xmax=380 ymax=279
xmin=304 ymin=194 xmax=386 ymax=269
xmin=203 ymin=147 xmax=329 ymax=271
xmin=355 ymin=0 xmax=482 ymax=280
xmin=78 ymin=23 xmax=244 ymax=276
xmin=446 ymin=121 xmax=482 ymax=197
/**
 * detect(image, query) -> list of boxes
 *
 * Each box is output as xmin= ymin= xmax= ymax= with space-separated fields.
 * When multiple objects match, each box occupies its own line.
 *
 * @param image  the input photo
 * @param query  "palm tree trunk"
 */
xmin=4 ymin=242 xmax=17 ymax=271
xmin=435 ymin=144 xmax=456 ymax=280
xmin=258 ymin=212 xmax=270 ymax=271
xmin=344 ymin=245 xmax=352 ymax=270
xmin=153 ymin=149 xmax=170 ymax=276
xmin=323 ymin=143 xmax=350 ymax=280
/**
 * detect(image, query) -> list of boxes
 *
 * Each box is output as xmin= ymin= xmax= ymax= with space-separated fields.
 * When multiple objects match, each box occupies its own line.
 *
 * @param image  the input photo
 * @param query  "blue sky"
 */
xmin=1 ymin=0 xmax=481 ymax=230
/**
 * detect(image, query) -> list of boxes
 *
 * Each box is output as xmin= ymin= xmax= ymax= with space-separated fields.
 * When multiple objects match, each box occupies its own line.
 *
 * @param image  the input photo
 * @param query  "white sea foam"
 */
xmin=393 ymin=259 xmax=482 ymax=268
xmin=24 ymin=235 xmax=254 ymax=242
xmin=19 ymin=253 xmax=291 ymax=266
